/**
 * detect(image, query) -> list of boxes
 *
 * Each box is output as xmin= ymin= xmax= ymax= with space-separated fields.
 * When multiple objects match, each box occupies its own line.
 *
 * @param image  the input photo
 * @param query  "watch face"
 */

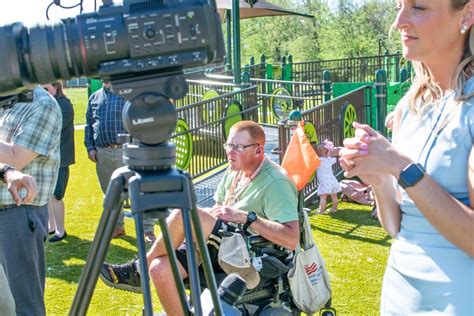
xmin=400 ymin=163 xmax=425 ymax=188
xmin=247 ymin=212 xmax=257 ymax=222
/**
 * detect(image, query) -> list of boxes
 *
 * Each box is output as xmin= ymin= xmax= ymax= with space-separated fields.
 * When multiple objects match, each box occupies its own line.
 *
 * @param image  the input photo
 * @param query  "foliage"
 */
xmin=236 ymin=0 xmax=400 ymax=65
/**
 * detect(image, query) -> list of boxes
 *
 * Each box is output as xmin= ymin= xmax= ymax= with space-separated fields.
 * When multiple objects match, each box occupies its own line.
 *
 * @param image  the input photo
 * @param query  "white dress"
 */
xmin=316 ymin=157 xmax=341 ymax=195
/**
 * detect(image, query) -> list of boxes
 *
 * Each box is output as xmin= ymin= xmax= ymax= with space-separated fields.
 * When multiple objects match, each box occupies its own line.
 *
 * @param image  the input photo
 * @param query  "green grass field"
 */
xmin=65 ymin=87 xmax=88 ymax=126
xmin=44 ymin=128 xmax=391 ymax=315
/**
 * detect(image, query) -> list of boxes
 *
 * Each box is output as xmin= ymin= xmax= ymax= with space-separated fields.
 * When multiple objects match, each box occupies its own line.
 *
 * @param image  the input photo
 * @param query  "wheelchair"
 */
xmin=193 ymin=193 xmax=337 ymax=316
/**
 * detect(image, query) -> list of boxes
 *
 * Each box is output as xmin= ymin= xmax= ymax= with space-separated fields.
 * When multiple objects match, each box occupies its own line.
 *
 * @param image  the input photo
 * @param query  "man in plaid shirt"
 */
xmin=0 ymin=86 xmax=61 ymax=316
xmin=84 ymin=81 xmax=155 ymax=242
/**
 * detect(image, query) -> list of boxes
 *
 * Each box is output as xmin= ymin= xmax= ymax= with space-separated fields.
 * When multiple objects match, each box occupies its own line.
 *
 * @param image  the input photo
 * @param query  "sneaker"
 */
xmin=112 ymin=226 xmax=126 ymax=238
xmin=100 ymin=260 xmax=142 ymax=293
xmin=144 ymin=231 xmax=156 ymax=244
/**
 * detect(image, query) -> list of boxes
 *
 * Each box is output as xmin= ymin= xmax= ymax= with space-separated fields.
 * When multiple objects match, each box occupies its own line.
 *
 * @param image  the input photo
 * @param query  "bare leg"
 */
xmin=330 ymin=193 xmax=338 ymax=212
xmin=48 ymin=201 xmax=56 ymax=233
xmin=319 ymin=195 xmax=327 ymax=213
xmin=49 ymin=198 xmax=66 ymax=236
xmin=149 ymin=256 xmax=188 ymax=316
xmin=146 ymin=208 xmax=218 ymax=315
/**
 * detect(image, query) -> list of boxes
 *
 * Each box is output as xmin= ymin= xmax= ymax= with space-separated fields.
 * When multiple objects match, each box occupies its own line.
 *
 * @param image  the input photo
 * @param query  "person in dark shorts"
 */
xmin=43 ymin=81 xmax=75 ymax=242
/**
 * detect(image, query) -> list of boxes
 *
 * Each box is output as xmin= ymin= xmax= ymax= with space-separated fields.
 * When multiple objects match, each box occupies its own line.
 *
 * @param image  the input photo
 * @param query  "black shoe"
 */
xmin=100 ymin=260 xmax=142 ymax=293
xmin=49 ymin=231 xmax=67 ymax=242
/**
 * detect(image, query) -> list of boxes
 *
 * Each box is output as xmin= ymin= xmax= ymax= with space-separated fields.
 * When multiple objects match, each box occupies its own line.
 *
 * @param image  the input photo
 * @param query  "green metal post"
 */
xmin=260 ymin=54 xmax=268 ymax=124
xmin=260 ymin=54 xmax=266 ymax=79
xmin=280 ymin=56 xmax=286 ymax=81
xmin=232 ymin=0 xmax=241 ymax=84
xmin=394 ymin=52 xmax=400 ymax=82
xmin=226 ymin=10 xmax=232 ymax=72
xmin=242 ymin=71 xmax=250 ymax=86
xmin=400 ymin=68 xmax=408 ymax=82
xmin=322 ymin=70 xmax=332 ymax=102
xmin=375 ymin=70 xmax=387 ymax=135
xmin=286 ymin=55 xmax=293 ymax=81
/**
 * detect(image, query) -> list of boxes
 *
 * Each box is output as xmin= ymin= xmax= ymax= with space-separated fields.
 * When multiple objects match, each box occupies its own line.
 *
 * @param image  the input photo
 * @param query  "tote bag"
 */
xmin=287 ymin=211 xmax=331 ymax=313
xmin=281 ymin=121 xmax=320 ymax=191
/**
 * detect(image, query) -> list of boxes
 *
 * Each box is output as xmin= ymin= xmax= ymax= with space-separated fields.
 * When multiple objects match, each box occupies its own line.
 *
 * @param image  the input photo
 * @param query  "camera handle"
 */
xmin=70 ymin=76 xmax=224 ymax=316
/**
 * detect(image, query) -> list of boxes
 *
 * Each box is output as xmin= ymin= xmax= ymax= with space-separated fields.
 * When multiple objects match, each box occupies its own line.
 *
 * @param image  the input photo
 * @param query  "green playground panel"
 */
xmin=341 ymin=103 xmax=358 ymax=138
xmin=223 ymin=100 xmax=243 ymax=140
xmin=172 ymin=118 xmax=193 ymax=170
xmin=270 ymin=87 xmax=297 ymax=121
xmin=387 ymin=81 xmax=411 ymax=113
xmin=202 ymin=89 xmax=222 ymax=124
xmin=333 ymin=82 xmax=376 ymax=128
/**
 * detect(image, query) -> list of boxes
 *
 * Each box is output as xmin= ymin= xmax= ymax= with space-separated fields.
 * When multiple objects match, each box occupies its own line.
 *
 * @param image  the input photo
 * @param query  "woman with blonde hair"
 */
xmin=340 ymin=0 xmax=473 ymax=314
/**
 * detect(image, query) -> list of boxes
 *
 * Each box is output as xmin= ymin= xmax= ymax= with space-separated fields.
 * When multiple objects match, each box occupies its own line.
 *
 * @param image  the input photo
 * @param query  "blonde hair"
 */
xmin=405 ymin=0 xmax=474 ymax=112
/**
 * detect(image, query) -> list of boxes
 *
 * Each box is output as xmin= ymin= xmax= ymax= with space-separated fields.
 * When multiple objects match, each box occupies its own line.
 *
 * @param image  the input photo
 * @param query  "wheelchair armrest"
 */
xmin=248 ymin=235 xmax=273 ymax=247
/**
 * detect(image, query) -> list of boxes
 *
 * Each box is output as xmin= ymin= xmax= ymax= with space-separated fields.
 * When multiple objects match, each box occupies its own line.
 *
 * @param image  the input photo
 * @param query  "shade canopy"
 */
xmin=216 ymin=0 xmax=314 ymax=20
xmin=215 ymin=0 xmax=314 ymax=83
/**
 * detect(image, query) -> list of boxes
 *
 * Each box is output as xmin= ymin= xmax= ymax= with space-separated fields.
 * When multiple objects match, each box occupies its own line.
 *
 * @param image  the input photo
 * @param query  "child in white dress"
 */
xmin=315 ymin=140 xmax=341 ymax=213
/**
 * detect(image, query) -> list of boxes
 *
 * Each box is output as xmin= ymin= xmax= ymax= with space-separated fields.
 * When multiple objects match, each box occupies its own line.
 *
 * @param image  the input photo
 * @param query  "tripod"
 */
xmin=69 ymin=74 xmax=224 ymax=316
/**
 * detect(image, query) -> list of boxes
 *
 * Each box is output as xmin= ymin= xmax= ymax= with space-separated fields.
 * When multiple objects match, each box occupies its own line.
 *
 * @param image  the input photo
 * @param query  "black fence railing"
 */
xmin=291 ymin=53 xmax=402 ymax=83
xmin=277 ymin=86 xmax=372 ymax=201
xmin=204 ymin=74 xmax=326 ymax=127
xmin=171 ymin=85 xmax=259 ymax=179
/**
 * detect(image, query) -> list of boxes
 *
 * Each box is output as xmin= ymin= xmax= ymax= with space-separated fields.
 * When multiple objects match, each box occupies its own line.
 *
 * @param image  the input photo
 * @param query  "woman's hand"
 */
xmin=340 ymin=122 xmax=410 ymax=185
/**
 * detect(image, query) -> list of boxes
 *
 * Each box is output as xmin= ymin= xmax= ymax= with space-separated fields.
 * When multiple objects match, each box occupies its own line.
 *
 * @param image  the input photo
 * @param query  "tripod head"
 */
xmin=110 ymin=71 xmax=187 ymax=170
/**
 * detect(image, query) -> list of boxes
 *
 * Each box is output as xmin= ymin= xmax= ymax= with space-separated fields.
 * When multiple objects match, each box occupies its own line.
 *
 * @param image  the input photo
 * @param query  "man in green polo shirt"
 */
xmin=100 ymin=121 xmax=299 ymax=315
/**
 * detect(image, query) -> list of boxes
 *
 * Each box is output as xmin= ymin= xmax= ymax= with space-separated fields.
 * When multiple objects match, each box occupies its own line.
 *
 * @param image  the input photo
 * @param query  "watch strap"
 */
xmin=0 ymin=164 xmax=15 ymax=183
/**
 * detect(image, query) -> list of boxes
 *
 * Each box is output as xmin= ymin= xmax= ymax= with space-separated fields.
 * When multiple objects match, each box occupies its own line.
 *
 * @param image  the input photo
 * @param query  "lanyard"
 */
xmin=224 ymin=157 xmax=266 ymax=206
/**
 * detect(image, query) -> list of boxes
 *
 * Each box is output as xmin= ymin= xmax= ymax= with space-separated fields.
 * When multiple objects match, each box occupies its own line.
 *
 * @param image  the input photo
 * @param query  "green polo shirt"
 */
xmin=214 ymin=157 xmax=298 ymax=223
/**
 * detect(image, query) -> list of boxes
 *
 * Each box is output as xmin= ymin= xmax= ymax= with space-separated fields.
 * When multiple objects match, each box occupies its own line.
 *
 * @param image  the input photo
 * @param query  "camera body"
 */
xmin=0 ymin=0 xmax=225 ymax=96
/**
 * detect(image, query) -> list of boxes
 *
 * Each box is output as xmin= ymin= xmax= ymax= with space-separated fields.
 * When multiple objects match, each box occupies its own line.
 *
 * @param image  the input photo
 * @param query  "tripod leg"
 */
xmin=189 ymin=206 xmax=223 ymax=316
xmin=182 ymin=175 xmax=223 ymax=315
xmin=134 ymin=212 xmax=154 ymax=316
xmin=70 ymin=173 xmax=127 ymax=316
xmin=181 ymin=208 xmax=203 ymax=316
xmin=158 ymin=219 xmax=190 ymax=315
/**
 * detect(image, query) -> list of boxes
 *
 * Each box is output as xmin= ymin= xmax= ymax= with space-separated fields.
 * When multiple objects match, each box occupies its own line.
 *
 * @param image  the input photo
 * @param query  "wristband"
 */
xmin=0 ymin=164 xmax=15 ymax=183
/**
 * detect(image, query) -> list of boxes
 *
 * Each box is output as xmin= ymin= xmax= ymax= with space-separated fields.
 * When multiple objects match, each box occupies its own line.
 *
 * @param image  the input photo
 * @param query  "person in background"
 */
xmin=340 ymin=1 xmax=474 ymax=314
xmin=84 ymin=80 xmax=156 ymax=243
xmin=43 ymin=81 xmax=75 ymax=242
xmin=0 ymin=87 xmax=61 ymax=316
xmin=314 ymin=140 xmax=341 ymax=213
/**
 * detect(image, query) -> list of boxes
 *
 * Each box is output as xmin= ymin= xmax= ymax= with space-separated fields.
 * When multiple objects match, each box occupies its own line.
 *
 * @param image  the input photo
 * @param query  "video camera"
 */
xmin=0 ymin=0 xmax=225 ymax=97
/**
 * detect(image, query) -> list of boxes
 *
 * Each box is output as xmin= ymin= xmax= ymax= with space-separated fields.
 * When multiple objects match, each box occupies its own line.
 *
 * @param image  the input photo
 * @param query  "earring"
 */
xmin=460 ymin=25 xmax=469 ymax=34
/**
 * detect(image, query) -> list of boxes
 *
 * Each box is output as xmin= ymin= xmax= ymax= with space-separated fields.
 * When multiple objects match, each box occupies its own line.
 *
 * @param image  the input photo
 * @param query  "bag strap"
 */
xmin=301 ymin=211 xmax=315 ymax=250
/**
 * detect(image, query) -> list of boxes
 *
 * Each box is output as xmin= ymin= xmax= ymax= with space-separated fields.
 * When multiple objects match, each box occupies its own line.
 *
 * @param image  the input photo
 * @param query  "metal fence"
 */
xmin=276 ymin=86 xmax=372 ymax=201
xmin=204 ymin=74 xmax=326 ymax=126
xmin=290 ymin=53 xmax=402 ymax=83
xmin=171 ymin=85 xmax=259 ymax=179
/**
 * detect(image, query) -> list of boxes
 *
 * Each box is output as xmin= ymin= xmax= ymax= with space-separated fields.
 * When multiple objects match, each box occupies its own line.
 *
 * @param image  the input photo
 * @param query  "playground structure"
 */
xmin=87 ymin=51 xmax=411 ymax=206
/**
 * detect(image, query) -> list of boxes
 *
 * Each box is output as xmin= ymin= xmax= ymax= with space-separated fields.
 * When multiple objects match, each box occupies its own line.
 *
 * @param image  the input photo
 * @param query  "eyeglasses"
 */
xmin=223 ymin=143 xmax=259 ymax=152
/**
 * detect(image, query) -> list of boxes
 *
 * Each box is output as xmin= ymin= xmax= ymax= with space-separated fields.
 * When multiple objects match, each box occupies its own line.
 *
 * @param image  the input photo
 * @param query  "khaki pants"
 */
xmin=0 ymin=264 xmax=15 ymax=316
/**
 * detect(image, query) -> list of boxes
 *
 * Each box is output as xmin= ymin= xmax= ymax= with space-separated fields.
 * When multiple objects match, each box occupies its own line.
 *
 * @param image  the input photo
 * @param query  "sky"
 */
xmin=0 ymin=0 xmax=355 ymax=27
xmin=0 ymin=0 xmax=97 ymax=27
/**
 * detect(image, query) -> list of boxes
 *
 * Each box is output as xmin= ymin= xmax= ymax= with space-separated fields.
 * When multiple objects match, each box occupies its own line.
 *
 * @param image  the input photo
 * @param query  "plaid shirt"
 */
xmin=84 ymin=88 xmax=128 ymax=151
xmin=0 ymin=87 xmax=61 ymax=206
